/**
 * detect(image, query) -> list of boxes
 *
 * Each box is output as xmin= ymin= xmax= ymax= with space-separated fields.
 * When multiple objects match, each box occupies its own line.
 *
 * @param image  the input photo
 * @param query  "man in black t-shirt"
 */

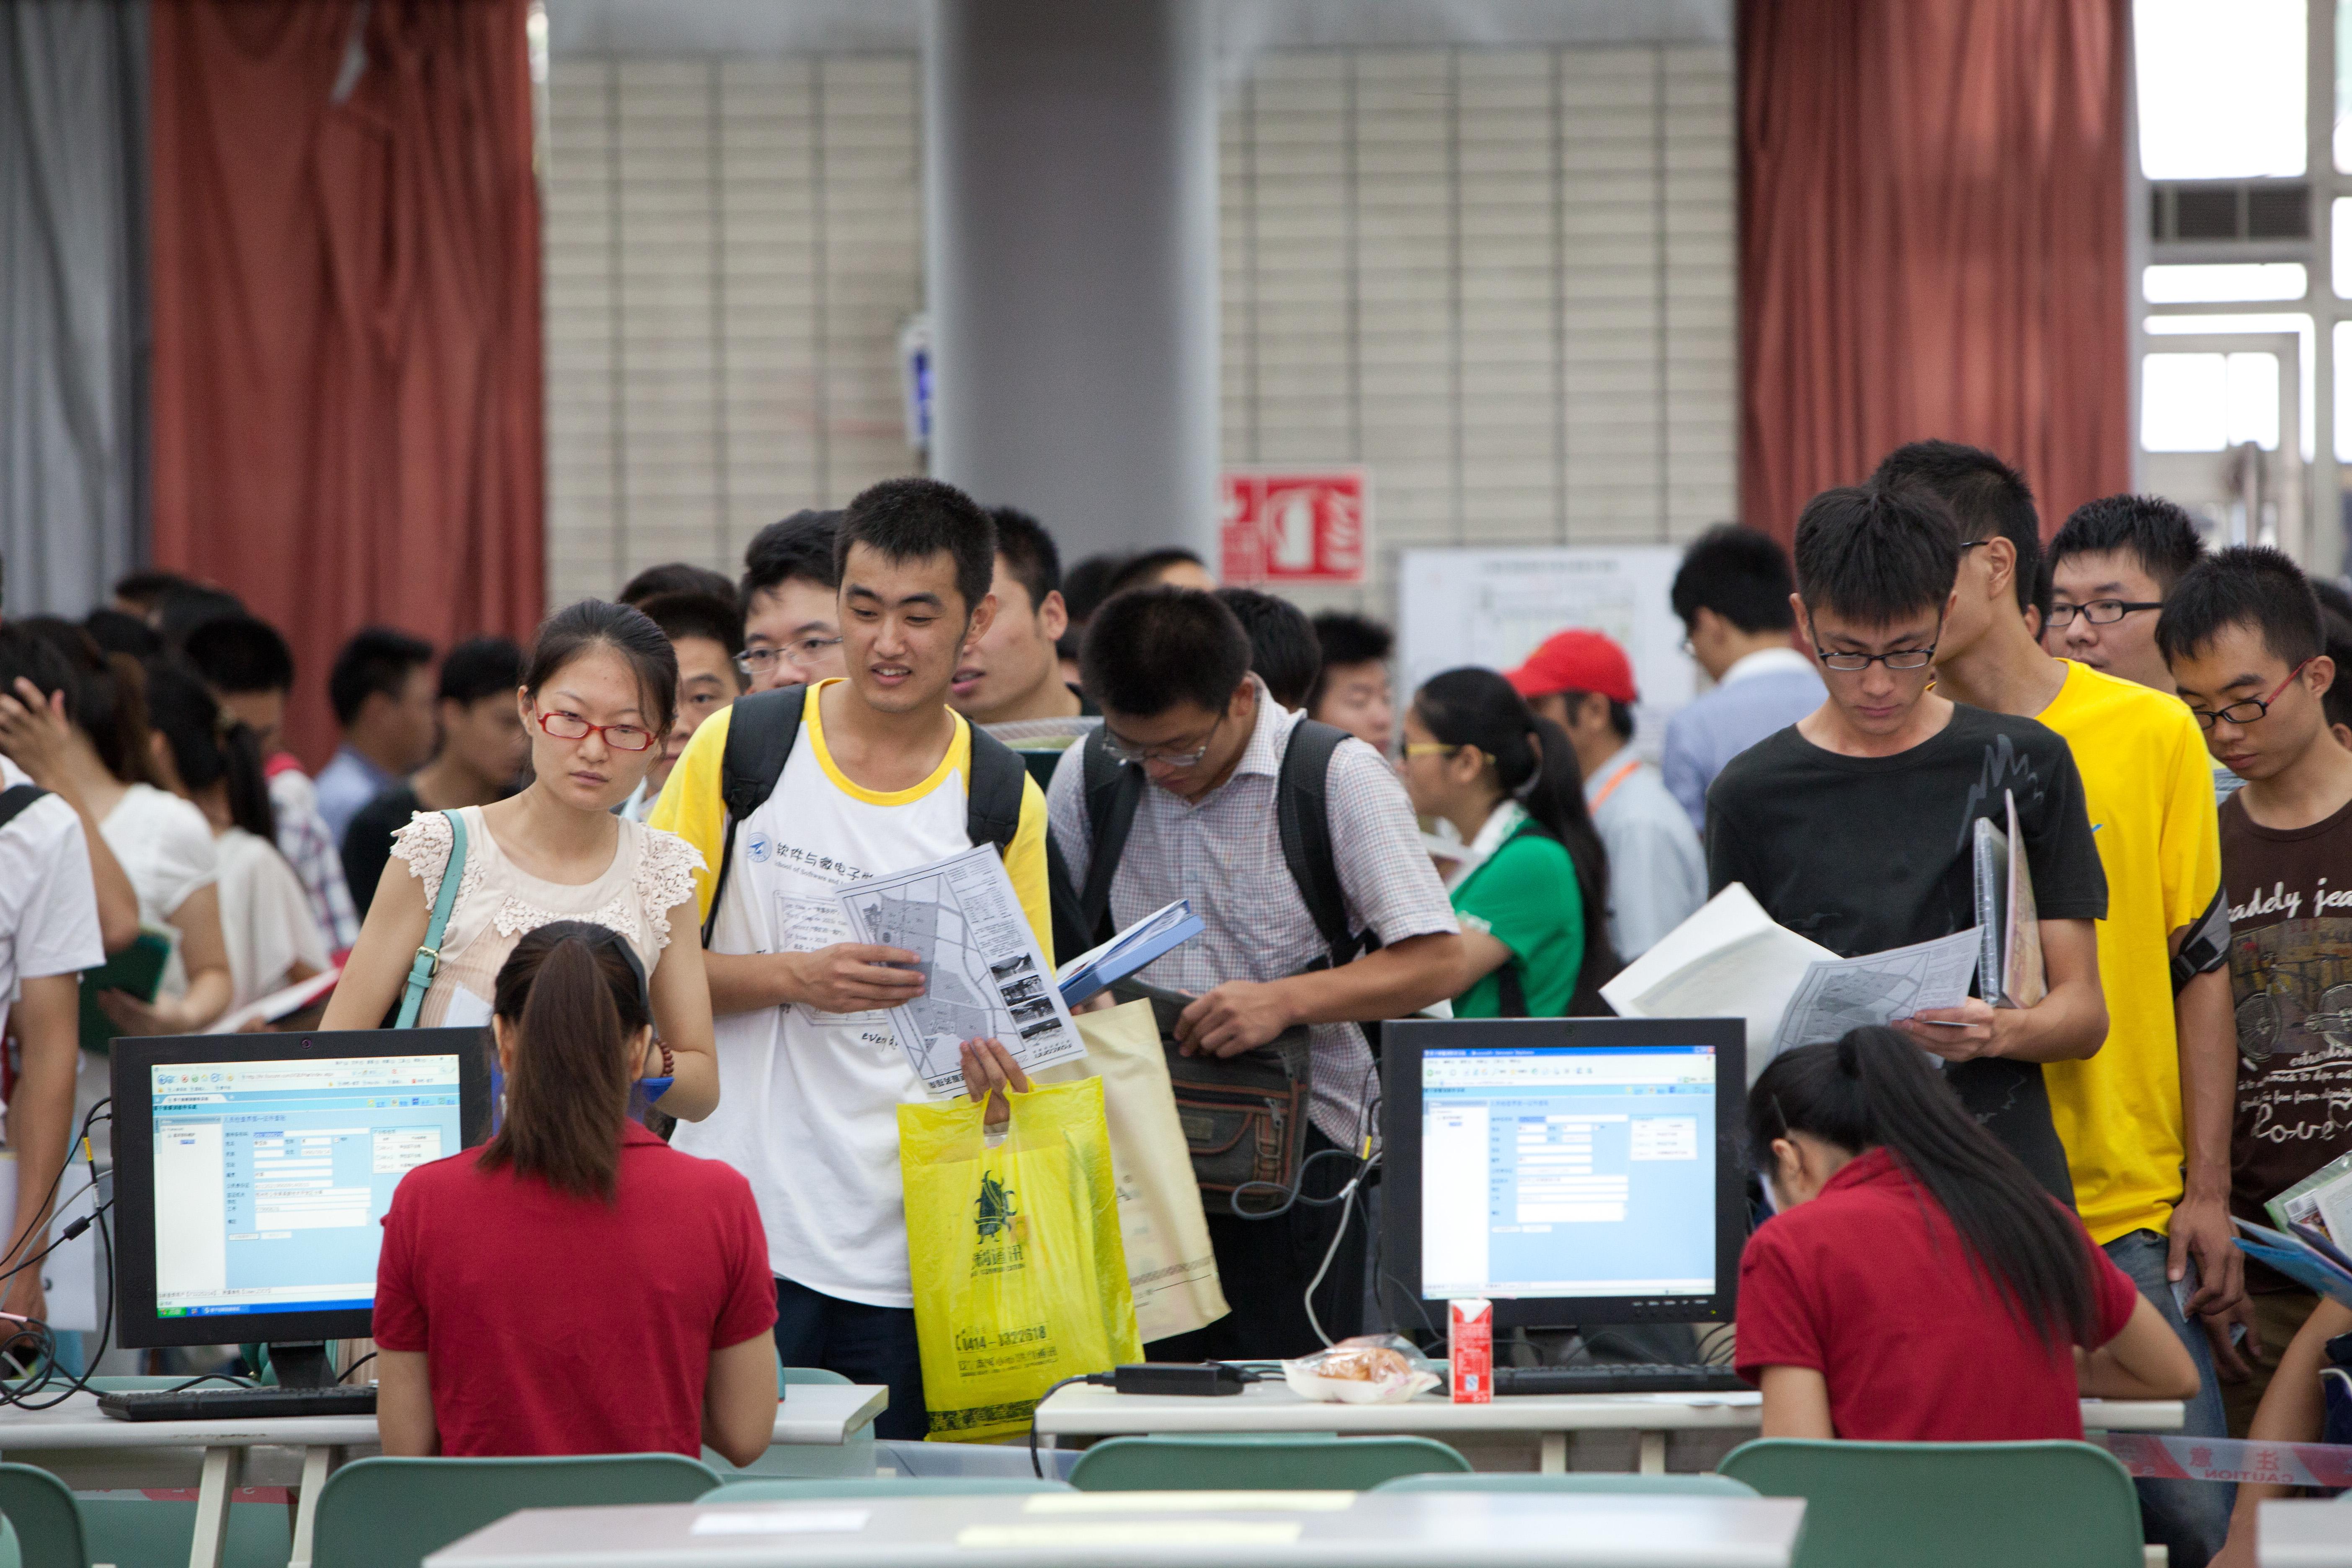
xmin=1707 ymin=486 xmax=2110 ymax=1200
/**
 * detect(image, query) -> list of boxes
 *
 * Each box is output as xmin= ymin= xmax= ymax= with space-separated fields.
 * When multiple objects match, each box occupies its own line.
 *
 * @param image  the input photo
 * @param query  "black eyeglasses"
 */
xmin=2188 ymin=661 xmax=2309 ymax=731
xmin=1103 ymin=712 xmax=1226 ymax=769
xmin=2046 ymin=598 xmax=2164 ymax=629
xmin=1809 ymin=627 xmax=1941 ymax=672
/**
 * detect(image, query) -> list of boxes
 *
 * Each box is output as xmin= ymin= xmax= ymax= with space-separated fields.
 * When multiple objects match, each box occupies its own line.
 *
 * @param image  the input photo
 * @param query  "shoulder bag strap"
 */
xmin=395 ymin=810 xmax=469 ymax=1029
xmin=701 ymin=685 xmax=807 ymax=946
xmin=1276 ymin=719 xmax=1367 ymax=970
xmin=962 ymin=723 xmax=1027 ymax=856
xmin=1076 ymin=726 xmax=1145 ymax=944
xmin=0 ymin=784 xmax=49 ymax=835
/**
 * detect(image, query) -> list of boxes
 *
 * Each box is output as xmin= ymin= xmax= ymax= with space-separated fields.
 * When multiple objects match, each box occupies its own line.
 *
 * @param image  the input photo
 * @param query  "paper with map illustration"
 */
xmin=836 ymin=843 xmax=1087 ymax=1096
xmin=1772 ymin=928 xmax=1982 ymax=1056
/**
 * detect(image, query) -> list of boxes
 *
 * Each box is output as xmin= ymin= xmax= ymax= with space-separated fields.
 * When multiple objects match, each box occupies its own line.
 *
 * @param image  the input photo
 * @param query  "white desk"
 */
xmin=2259 ymin=1499 xmax=2352 ymax=1567
xmin=425 ymin=1491 xmax=1811 ymax=1568
xmin=0 ymin=1383 xmax=888 ymax=1568
xmin=1033 ymin=1383 xmax=2186 ymax=1474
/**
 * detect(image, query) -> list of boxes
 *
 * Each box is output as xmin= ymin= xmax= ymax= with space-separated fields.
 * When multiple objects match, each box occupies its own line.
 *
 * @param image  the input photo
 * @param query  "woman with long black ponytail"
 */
xmin=372 ymin=921 xmax=778 ymax=1461
xmin=1397 ymin=667 xmax=1617 ymax=1015
xmin=1740 ymin=1026 xmax=2197 ymax=1440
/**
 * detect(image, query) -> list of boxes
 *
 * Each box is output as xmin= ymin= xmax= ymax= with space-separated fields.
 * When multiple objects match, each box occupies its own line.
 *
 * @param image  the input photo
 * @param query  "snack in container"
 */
xmin=1279 ymin=1334 xmax=1442 ymax=1405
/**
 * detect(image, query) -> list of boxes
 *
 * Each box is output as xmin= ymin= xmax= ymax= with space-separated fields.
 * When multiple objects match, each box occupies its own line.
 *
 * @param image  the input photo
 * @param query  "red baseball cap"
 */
xmin=1505 ymin=629 xmax=1638 ymax=704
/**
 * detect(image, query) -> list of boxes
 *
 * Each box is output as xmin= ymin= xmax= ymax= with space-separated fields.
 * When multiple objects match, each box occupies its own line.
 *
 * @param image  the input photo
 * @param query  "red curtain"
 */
xmin=150 ymin=0 xmax=544 ymax=767
xmin=1738 ymin=0 xmax=2131 ymax=545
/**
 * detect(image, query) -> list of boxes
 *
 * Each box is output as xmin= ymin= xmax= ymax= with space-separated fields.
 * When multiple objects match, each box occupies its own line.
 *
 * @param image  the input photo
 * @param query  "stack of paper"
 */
xmin=1602 ymin=884 xmax=1980 ymax=1083
xmin=2267 ymin=1149 xmax=2352 ymax=1258
xmin=2233 ymin=1216 xmax=2352 ymax=1309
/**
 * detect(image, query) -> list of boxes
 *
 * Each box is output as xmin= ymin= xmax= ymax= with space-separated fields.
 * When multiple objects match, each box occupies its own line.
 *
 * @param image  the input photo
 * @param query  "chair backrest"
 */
xmin=778 ymin=1365 xmax=851 ymax=1388
xmin=1718 ymin=1439 xmax=2145 ymax=1568
xmin=0 ymin=1464 xmax=86 ymax=1568
xmin=313 ymin=1454 xmax=722 ymax=1568
xmin=1068 ymin=1435 xmax=1471 ymax=1492
xmin=1375 ymin=1471 xmax=1759 ymax=1498
xmin=702 ymin=1478 xmax=1072 ymax=1502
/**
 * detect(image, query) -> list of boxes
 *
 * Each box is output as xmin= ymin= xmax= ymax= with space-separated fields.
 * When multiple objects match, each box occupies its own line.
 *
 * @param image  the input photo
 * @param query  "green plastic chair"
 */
xmin=1068 ymin=1434 xmax=1471 ymax=1492
xmin=312 ymin=1454 xmax=722 ymax=1568
xmin=0 ymin=1464 xmax=88 ymax=1568
xmin=1718 ymin=1439 xmax=2145 ymax=1568
xmin=1375 ymin=1470 xmax=1760 ymax=1498
xmin=701 ymin=1477 xmax=1071 ymax=1501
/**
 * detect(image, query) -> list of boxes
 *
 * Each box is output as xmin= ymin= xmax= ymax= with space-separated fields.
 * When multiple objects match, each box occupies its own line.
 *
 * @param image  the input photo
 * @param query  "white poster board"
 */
xmin=1398 ymin=547 xmax=1696 ymax=758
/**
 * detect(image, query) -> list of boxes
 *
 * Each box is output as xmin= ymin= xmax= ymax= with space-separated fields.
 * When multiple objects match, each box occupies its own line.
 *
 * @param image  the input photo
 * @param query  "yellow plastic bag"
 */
xmin=898 ymin=1078 xmax=1142 ymax=1441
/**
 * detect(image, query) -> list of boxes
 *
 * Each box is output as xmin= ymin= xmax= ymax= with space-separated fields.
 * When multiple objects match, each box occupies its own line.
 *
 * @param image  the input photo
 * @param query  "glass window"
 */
xmin=2137 ymin=0 xmax=2306 ymax=178
xmin=2141 ymin=352 xmax=2281 ymax=451
xmin=2143 ymin=263 xmax=2309 ymax=303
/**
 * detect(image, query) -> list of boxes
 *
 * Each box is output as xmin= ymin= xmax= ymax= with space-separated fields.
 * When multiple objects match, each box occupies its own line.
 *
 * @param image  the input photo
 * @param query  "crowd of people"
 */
xmin=0 ymin=442 xmax=2347 ymax=1564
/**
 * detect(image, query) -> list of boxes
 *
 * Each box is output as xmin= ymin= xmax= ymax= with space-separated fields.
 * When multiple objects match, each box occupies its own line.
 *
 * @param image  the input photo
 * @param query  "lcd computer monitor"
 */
xmin=111 ymin=1030 xmax=491 ymax=1384
xmin=1380 ymin=1017 xmax=1745 ymax=1333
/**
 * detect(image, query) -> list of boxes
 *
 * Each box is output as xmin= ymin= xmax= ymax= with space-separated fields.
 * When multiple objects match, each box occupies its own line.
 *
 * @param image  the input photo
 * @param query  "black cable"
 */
xmin=0 ymin=1104 xmax=117 ymax=1410
xmin=0 ymin=1102 xmax=109 ymax=1282
xmin=340 ymin=1352 xmax=377 ymax=1385
xmin=160 ymin=1372 xmax=256 ymax=1395
xmin=1027 ymin=1372 xmax=1113 ymax=1478
xmin=0 ymin=1202 xmax=113 ymax=1289
xmin=1229 ymin=1147 xmax=1371 ymax=1219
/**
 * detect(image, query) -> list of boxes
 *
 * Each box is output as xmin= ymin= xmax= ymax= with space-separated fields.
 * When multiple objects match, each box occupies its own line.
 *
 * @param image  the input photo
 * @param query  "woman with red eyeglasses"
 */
xmin=324 ymin=601 xmax=717 ymax=1122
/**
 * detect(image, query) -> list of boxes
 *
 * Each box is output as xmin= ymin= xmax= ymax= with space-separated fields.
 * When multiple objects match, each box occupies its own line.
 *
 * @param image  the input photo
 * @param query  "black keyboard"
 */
xmin=97 ymin=1384 xmax=377 ymax=1422
xmin=1493 ymin=1364 xmax=1749 ymax=1397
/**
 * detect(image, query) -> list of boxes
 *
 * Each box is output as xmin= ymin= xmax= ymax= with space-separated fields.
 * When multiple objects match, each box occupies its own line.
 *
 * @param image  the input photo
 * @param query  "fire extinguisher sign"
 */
xmin=1219 ymin=469 xmax=1371 ymax=587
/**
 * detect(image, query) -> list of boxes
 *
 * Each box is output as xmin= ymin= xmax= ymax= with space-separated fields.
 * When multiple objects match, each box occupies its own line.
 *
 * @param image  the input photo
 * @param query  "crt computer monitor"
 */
xmin=1380 ymin=1016 xmax=1746 ymax=1333
xmin=111 ymin=1030 xmax=492 ymax=1384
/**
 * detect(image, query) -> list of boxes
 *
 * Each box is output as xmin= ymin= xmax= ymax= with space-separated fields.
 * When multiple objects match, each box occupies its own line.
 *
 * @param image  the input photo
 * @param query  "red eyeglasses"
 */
xmin=535 ymin=709 xmax=656 ymax=752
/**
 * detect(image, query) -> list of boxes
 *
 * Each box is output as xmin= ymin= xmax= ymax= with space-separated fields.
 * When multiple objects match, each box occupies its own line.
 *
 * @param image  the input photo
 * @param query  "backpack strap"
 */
xmin=395 ymin=810 xmax=469 ymax=1029
xmin=962 ymin=723 xmax=1026 ymax=858
xmin=1496 ymin=961 xmax=1528 ymax=1019
xmin=1276 ymin=719 xmax=1371 ymax=972
xmin=1076 ymin=726 xmax=1146 ymax=944
xmin=0 ymin=784 xmax=48 ymax=836
xmin=701 ymin=685 xmax=809 ymax=946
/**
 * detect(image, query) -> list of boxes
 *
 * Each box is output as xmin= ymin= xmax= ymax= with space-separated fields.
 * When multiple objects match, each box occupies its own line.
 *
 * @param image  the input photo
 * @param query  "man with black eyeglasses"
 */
xmin=2048 ymin=494 xmax=2208 ymax=695
xmin=1046 ymin=587 xmax=1462 ymax=1358
xmin=1705 ymin=486 xmax=2110 ymax=1199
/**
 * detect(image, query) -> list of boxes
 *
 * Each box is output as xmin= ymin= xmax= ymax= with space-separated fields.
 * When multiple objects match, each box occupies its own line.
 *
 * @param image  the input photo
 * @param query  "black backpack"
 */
xmin=697 ymin=686 xmax=1029 ymax=945
xmin=1072 ymin=717 xmax=1374 ymax=972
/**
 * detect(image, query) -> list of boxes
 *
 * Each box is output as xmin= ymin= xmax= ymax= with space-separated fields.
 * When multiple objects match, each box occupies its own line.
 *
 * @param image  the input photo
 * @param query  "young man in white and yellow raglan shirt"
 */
xmin=653 ymin=478 xmax=1054 ymax=1442
xmin=1877 ymin=442 xmax=2238 ymax=1568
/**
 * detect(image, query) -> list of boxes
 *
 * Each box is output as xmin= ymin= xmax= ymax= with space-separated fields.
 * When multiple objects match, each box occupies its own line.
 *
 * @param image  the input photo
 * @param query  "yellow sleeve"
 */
xmin=648 ymin=703 xmax=734 ymax=927
xmin=2159 ymin=701 xmax=2223 ymax=933
xmin=1005 ymin=773 xmax=1055 ymax=969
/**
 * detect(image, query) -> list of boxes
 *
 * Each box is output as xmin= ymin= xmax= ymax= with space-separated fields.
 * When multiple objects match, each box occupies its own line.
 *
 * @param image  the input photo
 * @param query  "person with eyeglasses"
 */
xmin=737 ymin=509 xmax=850 ymax=693
xmin=1705 ymin=486 xmax=2110 ymax=1203
xmin=1047 ymin=587 xmax=1462 ymax=1359
xmin=1877 ymin=442 xmax=2237 ymax=1568
xmin=324 ymin=600 xmax=719 ymax=1122
xmin=2048 ymin=494 xmax=2209 ymax=696
xmin=2161 ymin=547 xmax=2352 ymax=1455
xmin=618 ymin=591 xmax=749 ymax=823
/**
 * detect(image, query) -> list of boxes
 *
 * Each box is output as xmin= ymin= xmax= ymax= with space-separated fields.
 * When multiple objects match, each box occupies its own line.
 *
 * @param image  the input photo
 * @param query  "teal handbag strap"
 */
xmin=394 ymin=810 xmax=469 ymax=1029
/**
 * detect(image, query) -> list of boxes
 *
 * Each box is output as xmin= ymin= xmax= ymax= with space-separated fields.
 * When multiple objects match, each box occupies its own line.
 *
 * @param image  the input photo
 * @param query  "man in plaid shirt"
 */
xmin=1050 ymin=588 xmax=1462 ymax=1359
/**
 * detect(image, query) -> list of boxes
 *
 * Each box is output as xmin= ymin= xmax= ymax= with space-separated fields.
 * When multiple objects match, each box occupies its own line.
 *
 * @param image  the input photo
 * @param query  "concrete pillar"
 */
xmin=923 ymin=0 xmax=1219 ymax=565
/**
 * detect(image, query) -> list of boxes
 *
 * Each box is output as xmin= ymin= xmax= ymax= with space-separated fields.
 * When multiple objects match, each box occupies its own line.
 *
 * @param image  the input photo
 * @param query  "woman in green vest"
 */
xmin=1398 ymin=667 xmax=1617 ymax=1016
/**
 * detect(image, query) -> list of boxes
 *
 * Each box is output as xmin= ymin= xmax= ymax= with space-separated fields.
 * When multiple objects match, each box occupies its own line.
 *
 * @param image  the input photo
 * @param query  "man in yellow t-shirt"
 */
xmin=651 ymin=478 xmax=1055 ymax=1443
xmin=1877 ymin=443 xmax=2236 ymax=1568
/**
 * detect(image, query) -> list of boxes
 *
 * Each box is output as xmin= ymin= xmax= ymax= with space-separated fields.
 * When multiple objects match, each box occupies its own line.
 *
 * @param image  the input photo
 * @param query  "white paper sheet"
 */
xmin=836 ymin=843 xmax=1087 ymax=1096
xmin=1601 ymin=885 xmax=1839 ymax=1081
xmin=1772 ymin=928 xmax=1982 ymax=1055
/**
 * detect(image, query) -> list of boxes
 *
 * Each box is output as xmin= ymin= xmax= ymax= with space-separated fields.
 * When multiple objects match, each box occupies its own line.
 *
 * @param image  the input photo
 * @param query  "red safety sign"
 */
xmin=1219 ymin=470 xmax=1370 ymax=587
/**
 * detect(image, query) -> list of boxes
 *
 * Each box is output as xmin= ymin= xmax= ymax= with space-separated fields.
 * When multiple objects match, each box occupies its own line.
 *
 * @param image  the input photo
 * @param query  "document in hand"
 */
xmin=1054 ymin=899 xmax=1205 ymax=1007
xmin=1603 ymin=885 xmax=1982 ymax=1082
xmin=1601 ymin=885 xmax=1837 ymax=1081
xmin=205 ymin=966 xmax=343 ymax=1034
xmin=2268 ymin=1148 xmax=2352 ymax=1259
xmin=835 ymin=843 xmax=1088 ymax=1097
xmin=1972 ymin=789 xmax=2046 ymax=1009
xmin=2233 ymin=1216 xmax=2352 ymax=1310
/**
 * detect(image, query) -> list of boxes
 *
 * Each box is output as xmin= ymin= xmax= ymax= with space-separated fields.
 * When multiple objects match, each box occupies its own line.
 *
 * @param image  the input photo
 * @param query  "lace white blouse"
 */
xmin=386 ymin=807 xmax=703 ymax=1027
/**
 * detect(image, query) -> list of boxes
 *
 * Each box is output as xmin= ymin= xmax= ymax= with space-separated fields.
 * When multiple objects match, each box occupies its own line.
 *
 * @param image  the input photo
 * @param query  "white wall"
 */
xmin=541 ymin=44 xmax=1738 ymax=614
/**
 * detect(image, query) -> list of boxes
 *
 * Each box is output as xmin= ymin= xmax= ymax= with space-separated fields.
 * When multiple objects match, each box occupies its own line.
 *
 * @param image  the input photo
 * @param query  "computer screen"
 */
xmin=111 ymin=1030 xmax=491 ymax=1348
xmin=1380 ymin=1017 xmax=1743 ymax=1330
xmin=1419 ymin=1044 xmax=1717 ymax=1300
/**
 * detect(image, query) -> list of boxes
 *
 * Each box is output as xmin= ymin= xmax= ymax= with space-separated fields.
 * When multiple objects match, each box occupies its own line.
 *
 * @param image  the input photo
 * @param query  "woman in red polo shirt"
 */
xmin=372 ymin=921 xmax=778 ymax=1461
xmin=1738 ymin=1027 xmax=2199 ymax=1441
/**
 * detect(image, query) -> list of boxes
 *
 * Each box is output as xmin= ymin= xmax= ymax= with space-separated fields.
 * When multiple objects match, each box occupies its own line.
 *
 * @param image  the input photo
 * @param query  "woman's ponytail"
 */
xmin=1750 ymin=1026 xmax=2100 ymax=1349
xmin=482 ymin=921 xmax=645 ymax=1202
